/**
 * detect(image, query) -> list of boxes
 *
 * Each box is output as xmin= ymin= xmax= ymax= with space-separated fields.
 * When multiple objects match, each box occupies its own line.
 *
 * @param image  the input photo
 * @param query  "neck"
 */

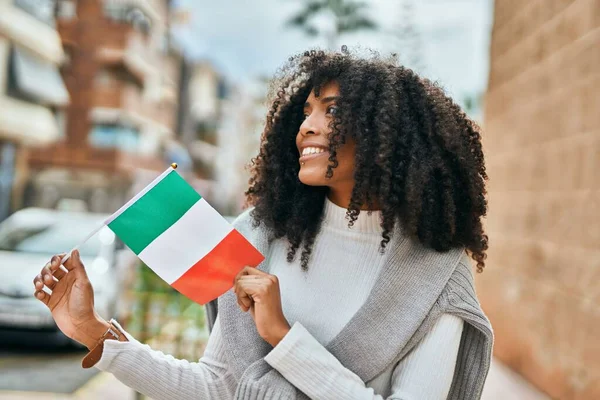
xmin=327 ymin=189 xmax=380 ymax=211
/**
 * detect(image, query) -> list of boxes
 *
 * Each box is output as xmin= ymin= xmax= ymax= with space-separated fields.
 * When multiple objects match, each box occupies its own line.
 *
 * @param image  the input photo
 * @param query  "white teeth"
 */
xmin=302 ymin=147 xmax=325 ymax=156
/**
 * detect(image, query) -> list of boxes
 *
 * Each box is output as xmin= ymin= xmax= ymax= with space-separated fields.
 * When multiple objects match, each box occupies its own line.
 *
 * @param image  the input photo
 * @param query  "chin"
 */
xmin=298 ymin=169 xmax=328 ymax=187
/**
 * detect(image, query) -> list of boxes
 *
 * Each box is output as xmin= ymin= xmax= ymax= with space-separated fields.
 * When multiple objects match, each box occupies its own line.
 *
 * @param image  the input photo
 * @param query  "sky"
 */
xmin=170 ymin=0 xmax=494 ymax=108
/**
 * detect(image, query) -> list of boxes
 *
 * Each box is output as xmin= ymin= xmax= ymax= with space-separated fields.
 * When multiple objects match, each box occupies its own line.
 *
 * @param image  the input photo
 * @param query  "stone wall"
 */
xmin=478 ymin=0 xmax=599 ymax=399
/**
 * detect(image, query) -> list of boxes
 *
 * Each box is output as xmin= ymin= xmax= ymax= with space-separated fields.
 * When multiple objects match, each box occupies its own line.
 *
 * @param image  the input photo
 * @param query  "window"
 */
xmin=0 ymin=141 xmax=16 ymax=222
xmin=14 ymin=0 xmax=56 ymax=27
xmin=56 ymin=0 xmax=76 ymax=20
xmin=0 ymin=213 xmax=110 ymax=257
xmin=95 ymin=67 xmax=143 ymax=89
xmin=104 ymin=4 xmax=152 ymax=35
xmin=217 ymin=79 xmax=228 ymax=99
xmin=0 ymin=39 xmax=9 ymax=96
xmin=54 ymin=108 xmax=66 ymax=138
xmin=127 ymin=8 xmax=152 ymax=35
xmin=159 ymin=34 xmax=169 ymax=54
xmin=89 ymin=124 xmax=140 ymax=153
xmin=7 ymin=46 xmax=69 ymax=106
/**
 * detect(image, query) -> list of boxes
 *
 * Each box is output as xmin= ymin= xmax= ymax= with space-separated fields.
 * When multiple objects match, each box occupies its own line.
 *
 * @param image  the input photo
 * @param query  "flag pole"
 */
xmin=59 ymin=223 xmax=106 ymax=266
xmin=58 ymin=163 xmax=179 ymax=269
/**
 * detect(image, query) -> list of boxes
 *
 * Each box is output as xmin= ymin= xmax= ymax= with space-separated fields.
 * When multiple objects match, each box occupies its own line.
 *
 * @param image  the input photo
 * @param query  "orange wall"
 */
xmin=478 ymin=0 xmax=600 ymax=399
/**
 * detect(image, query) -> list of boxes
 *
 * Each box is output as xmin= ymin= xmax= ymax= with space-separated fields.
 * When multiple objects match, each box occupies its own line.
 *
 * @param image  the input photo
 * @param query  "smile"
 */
xmin=299 ymin=146 xmax=328 ymax=163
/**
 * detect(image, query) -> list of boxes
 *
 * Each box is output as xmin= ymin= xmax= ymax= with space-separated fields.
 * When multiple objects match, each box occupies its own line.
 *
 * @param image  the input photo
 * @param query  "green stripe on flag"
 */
xmin=108 ymin=171 xmax=201 ymax=254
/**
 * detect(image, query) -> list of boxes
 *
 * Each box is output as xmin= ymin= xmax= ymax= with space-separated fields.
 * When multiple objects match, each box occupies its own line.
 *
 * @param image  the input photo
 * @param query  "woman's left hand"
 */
xmin=234 ymin=267 xmax=290 ymax=347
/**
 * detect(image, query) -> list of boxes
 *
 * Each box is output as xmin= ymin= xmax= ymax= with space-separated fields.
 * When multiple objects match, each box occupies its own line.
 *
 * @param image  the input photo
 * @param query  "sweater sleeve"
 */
xmin=264 ymin=313 xmax=464 ymax=400
xmin=95 ymin=317 xmax=236 ymax=400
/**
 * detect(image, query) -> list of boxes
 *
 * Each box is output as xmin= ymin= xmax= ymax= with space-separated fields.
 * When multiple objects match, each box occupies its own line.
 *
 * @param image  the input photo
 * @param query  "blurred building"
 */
xmin=213 ymin=78 xmax=268 ymax=215
xmin=478 ymin=1 xmax=599 ymax=399
xmin=0 ymin=0 xmax=69 ymax=220
xmin=182 ymin=61 xmax=227 ymax=208
xmin=178 ymin=62 xmax=266 ymax=215
xmin=24 ymin=0 xmax=185 ymax=213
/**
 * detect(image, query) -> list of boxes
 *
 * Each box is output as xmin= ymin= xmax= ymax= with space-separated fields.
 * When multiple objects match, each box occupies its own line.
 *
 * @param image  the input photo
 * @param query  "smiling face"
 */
xmin=295 ymin=81 xmax=356 ymax=203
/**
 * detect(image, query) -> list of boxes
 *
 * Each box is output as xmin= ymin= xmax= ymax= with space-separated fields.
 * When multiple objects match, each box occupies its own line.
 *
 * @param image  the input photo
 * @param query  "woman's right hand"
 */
xmin=33 ymin=250 xmax=110 ymax=349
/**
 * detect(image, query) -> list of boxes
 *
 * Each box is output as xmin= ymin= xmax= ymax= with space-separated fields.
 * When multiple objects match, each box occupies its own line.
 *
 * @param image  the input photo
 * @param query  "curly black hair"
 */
xmin=245 ymin=49 xmax=488 ymax=272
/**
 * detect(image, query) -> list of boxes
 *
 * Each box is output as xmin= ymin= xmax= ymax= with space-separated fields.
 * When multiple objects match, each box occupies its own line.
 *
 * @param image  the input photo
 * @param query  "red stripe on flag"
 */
xmin=171 ymin=229 xmax=265 ymax=305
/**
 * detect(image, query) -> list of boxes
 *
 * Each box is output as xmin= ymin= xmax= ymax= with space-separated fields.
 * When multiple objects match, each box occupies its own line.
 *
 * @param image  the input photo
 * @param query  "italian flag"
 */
xmin=105 ymin=166 xmax=264 ymax=305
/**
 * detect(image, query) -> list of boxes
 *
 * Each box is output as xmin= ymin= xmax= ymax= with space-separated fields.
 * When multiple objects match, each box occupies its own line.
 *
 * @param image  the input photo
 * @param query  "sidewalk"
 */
xmin=482 ymin=359 xmax=550 ymax=400
xmin=1 ymin=357 xmax=549 ymax=400
xmin=0 ymin=373 xmax=134 ymax=400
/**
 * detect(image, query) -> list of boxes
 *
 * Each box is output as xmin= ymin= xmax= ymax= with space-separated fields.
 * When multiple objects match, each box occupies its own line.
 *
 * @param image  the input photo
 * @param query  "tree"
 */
xmin=286 ymin=0 xmax=378 ymax=50
xmin=393 ymin=0 xmax=424 ymax=72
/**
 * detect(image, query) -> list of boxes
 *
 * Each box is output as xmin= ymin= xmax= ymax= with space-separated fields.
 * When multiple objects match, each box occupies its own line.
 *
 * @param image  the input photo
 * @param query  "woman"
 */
xmin=33 ymin=49 xmax=493 ymax=400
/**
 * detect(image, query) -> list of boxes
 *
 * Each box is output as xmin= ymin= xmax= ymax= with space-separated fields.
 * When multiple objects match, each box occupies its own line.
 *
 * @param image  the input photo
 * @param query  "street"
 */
xmin=0 ymin=345 xmax=98 ymax=394
xmin=0 ymin=341 xmax=549 ymax=400
xmin=0 ymin=343 xmax=134 ymax=399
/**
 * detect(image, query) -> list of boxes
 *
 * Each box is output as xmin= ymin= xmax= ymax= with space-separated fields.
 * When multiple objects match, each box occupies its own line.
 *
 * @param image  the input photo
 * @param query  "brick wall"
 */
xmin=478 ymin=0 xmax=600 ymax=399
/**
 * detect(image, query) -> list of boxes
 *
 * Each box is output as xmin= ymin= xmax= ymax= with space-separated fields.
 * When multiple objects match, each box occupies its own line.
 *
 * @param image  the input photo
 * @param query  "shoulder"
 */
xmin=232 ymin=207 xmax=254 ymax=226
xmin=445 ymin=252 xmax=478 ymax=299
xmin=230 ymin=207 xmax=273 ymax=251
xmin=436 ymin=252 xmax=493 ymax=335
xmin=231 ymin=207 xmax=256 ymax=234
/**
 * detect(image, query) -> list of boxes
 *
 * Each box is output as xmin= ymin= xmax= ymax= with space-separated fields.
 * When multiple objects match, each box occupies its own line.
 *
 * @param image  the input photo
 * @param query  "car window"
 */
xmin=0 ymin=217 xmax=112 ymax=257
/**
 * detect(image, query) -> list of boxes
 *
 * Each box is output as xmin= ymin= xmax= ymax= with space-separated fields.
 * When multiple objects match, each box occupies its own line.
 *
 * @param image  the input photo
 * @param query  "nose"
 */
xmin=299 ymin=115 xmax=318 ymax=137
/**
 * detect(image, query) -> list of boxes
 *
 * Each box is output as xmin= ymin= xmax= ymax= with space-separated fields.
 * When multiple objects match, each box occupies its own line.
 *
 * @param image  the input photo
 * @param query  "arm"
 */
xmin=264 ymin=314 xmax=464 ymax=400
xmin=96 ymin=316 xmax=236 ymax=400
xmin=32 ymin=252 xmax=235 ymax=400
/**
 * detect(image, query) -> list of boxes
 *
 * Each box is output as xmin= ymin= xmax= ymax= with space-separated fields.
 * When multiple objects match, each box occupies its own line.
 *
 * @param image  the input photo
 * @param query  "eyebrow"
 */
xmin=304 ymin=96 xmax=339 ymax=108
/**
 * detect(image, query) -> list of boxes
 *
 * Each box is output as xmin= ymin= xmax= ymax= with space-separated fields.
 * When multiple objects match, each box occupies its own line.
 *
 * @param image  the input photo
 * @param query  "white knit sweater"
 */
xmin=97 ymin=198 xmax=464 ymax=399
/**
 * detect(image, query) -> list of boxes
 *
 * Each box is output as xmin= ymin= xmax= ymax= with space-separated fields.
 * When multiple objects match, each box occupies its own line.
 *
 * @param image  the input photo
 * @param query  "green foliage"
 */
xmin=286 ymin=0 xmax=378 ymax=46
xmin=126 ymin=262 xmax=206 ymax=345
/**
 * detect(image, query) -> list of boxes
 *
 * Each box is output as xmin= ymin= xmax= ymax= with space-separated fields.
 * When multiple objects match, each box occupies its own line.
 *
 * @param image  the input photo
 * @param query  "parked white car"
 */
xmin=0 ymin=208 xmax=135 ymax=346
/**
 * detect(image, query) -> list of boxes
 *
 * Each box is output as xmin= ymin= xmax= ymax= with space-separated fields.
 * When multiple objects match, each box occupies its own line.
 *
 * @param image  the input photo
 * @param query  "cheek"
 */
xmin=333 ymin=142 xmax=356 ymax=179
xmin=297 ymin=143 xmax=356 ymax=186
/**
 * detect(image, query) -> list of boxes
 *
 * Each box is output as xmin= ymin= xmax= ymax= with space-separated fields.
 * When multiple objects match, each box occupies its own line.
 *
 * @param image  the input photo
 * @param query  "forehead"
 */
xmin=306 ymin=81 xmax=340 ymax=103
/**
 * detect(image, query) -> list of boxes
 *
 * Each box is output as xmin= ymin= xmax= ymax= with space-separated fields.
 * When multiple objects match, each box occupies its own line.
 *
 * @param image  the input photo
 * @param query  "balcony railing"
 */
xmin=28 ymin=143 xmax=165 ymax=173
xmin=92 ymin=81 xmax=174 ymax=131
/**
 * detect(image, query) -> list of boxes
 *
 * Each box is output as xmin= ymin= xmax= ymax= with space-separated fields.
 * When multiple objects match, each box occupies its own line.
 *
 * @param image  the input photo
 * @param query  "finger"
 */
xmin=237 ymin=281 xmax=265 ymax=294
xmin=237 ymin=281 xmax=270 ymax=305
xmin=63 ymin=250 xmax=85 ymax=274
xmin=49 ymin=254 xmax=68 ymax=275
xmin=42 ymin=261 xmax=62 ymax=283
xmin=33 ymin=274 xmax=44 ymax=291
xmin=52 ymin=265 xmax=67 ymax=280
xmin=234 ymin=282 xmax=252 ymax=311
xmin=236 ymin=285 xmax=252 ymax=311
xmin=233 ymin=266 xmax=251 ymax=283
xmin=238 ymin=275 xmax=267 ymax=281
xmin=42 ymin=268 xmax=58 ymax=290
xmin=239 ymin=275 xmax=278 ymax=290
xmin=239 ymin=266 xmax=263 ymax=276
xmin=34 ymin=290 xmax=50 ymax=306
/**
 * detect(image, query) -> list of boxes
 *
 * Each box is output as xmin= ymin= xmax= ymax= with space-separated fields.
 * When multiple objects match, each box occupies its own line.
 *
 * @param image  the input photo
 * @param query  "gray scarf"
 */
xmin=216 ymin=210 xmax=493 ymax=399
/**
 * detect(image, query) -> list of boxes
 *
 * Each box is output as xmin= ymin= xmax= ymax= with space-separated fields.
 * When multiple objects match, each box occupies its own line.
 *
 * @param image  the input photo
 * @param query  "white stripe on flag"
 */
xmin=137 ymin=198 xmax=233 ymax=284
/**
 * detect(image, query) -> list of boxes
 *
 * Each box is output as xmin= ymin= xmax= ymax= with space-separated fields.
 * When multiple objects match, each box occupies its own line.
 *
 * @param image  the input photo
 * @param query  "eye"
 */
xmin=326 ymin=105 xmax=338 ymax=115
